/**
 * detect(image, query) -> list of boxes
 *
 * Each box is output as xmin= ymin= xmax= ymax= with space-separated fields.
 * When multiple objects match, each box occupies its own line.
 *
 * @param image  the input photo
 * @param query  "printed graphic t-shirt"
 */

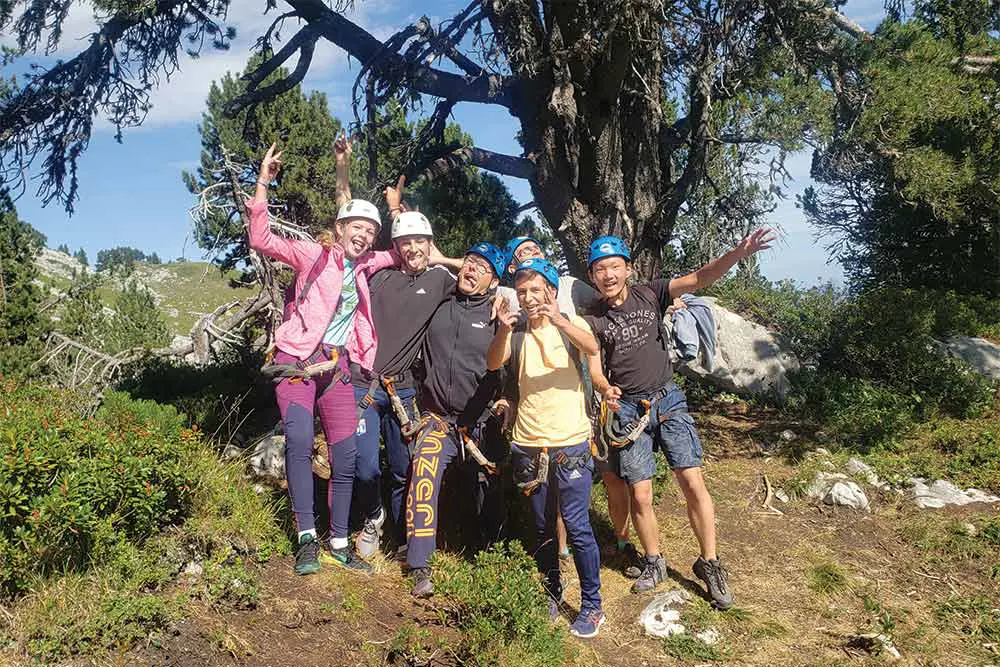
xmin=323 ymin=259 xmax=358 ymax=346
xmin=511 ymin=315 xmax=593 ymax=449
xmin=586 ymin=279 xmax=673 ymax=396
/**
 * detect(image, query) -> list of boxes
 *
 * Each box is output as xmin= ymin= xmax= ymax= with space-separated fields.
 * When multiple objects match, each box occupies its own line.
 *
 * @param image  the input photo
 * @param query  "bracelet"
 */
xmin=256 ymin=180 xmax=270 ymax=187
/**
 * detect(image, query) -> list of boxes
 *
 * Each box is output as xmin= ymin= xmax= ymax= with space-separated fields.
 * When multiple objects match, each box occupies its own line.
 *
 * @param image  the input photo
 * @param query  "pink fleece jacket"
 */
xmin=246 ymin=198 xmax=396 ymax=367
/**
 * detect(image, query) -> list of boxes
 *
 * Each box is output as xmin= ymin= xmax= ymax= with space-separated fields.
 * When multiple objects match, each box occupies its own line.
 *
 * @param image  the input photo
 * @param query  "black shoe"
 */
xmin=294 ymin=534 xmax=321 ymax=575
xmin=323 ymin=541 xmax=373 ymax=574
xmin=410 ymin=567 xmax=433 ymax=598
xmin=693 ymin=556 xmax=734 ymax=609
xmin=620 ymin=543 xmax=645 ymax=579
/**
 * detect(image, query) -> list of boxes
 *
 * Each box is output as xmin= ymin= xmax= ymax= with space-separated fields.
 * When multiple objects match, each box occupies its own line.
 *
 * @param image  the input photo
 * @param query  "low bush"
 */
xmin=433 ymin=542 xmax=572 ymax=667
xmin=0 ymin=379 xmax=287 ymax=660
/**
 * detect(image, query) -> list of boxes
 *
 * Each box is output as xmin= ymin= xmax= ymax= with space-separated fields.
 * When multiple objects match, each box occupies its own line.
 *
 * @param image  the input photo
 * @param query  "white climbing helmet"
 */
xmin=391 ymin=211 xmax=434 ymax=239
xmin=336 ymin=199 xmax=382 ymax=229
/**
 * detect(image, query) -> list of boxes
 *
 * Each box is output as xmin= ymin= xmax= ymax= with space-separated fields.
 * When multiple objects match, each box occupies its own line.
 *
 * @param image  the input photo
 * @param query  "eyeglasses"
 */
xmin=515 ymin=242 xmax=542 ymax=261
xmin=462 ymin=256 xmax=491 ymax=277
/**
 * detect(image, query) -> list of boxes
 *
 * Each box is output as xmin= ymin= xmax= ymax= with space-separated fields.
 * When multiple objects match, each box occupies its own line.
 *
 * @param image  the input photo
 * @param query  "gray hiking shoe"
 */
xmin=631 ymin=554 xmax=667 ymax=593
xmin=356 ymin=507 xmax=385 ymax=560
xmin=410 ymin=567 xmax=433 ymax=598
xmin=693 ymin=557 xmax=734 ymax=610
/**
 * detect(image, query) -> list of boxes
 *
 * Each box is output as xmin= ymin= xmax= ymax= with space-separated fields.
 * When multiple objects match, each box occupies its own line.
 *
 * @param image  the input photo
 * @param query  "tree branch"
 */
xmin=278 ymin=0 xmax=515 ymax=107
xmin=225 ymin=24 xmax=320 ymax=115
xmin=420 ymin=146 xmax=535 ymax=181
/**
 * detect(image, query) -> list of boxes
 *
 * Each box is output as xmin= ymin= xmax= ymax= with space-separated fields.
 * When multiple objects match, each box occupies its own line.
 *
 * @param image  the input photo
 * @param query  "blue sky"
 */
xmin=4 ymin=0 xmax=886 ymax=284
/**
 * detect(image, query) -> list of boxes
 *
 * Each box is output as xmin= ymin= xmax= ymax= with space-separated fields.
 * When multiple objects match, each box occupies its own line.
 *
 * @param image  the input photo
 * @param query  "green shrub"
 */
xmin=0 ymin=379 xmax=285 ymax=600
xmin=1 ymin=380 xmax=287 ymax=660
xmin=708 ymin=276 xmax=842 ymax=363
xmin=116 ymin=348 xmax=277 ymax=437
xmin=434 ymin=542 xmax=572 ymax=667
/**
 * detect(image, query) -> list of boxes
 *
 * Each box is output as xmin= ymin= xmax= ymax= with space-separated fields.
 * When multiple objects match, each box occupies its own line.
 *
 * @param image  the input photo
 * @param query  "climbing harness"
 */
xmin=457 ymin=425 xmax=498 ymax=475
xmin=383 ymin=375 xmax=419 ymax=440
xmin=600 ymin=398 xmax=652 ymax=450
xmin=260 ymin=346 xmax=347 ymax=386
xmin=517 ymin=447 xmax=549 ymax=496
xmin=409 ymin=412 xmax=500 ymax=474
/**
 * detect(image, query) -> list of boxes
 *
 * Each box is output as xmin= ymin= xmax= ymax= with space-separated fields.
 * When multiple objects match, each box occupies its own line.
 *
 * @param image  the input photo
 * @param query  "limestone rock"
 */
xmin=845 ymin=457 xmax=880 ymax=486
xmin=909 ymin=478 xmax=1000 ymax=509
xmin=639 ymin=589 xmax=692 ymax=638
xmin=248 ymin=435 xmax=285 ymax=483
xmin=675 ymin=297 xmax=799 ymax=398
xmin=807 ymin=472 xmax=870 ymax=511
xmin=942 ymin=336 xmax=1000 ymax=380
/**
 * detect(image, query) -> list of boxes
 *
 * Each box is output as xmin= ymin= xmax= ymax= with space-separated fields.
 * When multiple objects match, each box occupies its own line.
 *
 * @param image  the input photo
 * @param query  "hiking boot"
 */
xmin=294 ymin=534 xmax=321 ymax=576
xmin=323 ymin=542 xmax=373 ymax=574
xmin=569 ymin=608 xmax=606 ymax=638
xmin=356 ymin=507 xmax=385 ymax=560
xmin=631 ymin=554 xmax=667 ymax=593
xmin=410 ymin=567 xmax=433 ymax=598
xmin=693 ymin=556 xmax=734 ymax=610
xmin=620 ymin=543 xmax=645 ymax=579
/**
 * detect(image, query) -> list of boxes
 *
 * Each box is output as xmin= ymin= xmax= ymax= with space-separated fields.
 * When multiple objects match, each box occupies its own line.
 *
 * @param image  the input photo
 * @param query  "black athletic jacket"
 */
xmin=420 ymin=289 xmax=502 ymax=427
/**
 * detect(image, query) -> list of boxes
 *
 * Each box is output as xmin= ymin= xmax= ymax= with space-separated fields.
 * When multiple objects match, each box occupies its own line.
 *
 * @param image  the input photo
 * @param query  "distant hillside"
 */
xmin=35 ymin=248 xmax=254 ymax=336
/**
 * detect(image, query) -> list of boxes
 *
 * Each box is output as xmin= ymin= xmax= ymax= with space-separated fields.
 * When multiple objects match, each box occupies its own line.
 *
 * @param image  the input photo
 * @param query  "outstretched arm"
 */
xmin=247 ymin=143 xmax=315 ymax=271
xmin=668 ymin=227 xmax=776 ymax=295
xmin=334 ymin=133 xmax=352 ymax=209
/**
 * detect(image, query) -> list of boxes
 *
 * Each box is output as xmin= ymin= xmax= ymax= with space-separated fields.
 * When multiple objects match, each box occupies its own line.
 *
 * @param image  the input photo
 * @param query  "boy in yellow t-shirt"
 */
xmin=486 ymin=258 xmax=605 ymax=639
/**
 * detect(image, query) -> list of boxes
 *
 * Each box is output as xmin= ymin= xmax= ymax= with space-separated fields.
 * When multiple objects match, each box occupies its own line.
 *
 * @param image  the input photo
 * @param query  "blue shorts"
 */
xmin=597 ymin=383 xmax=703 ymax=483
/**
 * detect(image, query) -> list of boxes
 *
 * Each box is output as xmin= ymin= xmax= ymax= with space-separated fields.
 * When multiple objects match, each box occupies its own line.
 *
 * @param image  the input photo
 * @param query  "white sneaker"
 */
xmin=356 ymin=507 xmax=385 ymax=559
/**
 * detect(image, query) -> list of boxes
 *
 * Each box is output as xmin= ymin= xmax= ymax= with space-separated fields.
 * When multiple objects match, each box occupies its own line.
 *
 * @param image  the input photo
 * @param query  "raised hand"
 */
xmin=258 ymin=142 xmax=283 ymax=184
xmin=333 ymin=132 xmax=353 ymax=164
xmin=737 ymin=227 xmax=776 ymax=258
xmin=495 ymin=295 xmax=518 ymax=331
xmin=384 ymin=174 xmax=406 ymax=212
xmin=538 ymin=289 xmax=569 ymax=329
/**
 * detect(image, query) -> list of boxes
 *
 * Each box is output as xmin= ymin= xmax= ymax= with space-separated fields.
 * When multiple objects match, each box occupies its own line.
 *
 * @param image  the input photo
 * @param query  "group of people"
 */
xmin=247 ymin=139 xmax=774 ymax=639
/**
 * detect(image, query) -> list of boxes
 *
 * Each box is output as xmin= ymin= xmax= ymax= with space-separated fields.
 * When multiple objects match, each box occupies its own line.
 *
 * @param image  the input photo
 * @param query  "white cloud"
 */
xmin=4 ymin=0 xmax=402 ymax=130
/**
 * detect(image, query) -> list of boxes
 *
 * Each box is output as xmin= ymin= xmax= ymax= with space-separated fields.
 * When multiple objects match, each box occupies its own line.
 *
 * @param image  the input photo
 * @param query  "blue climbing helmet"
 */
xmin=465 ymin=242 xmax=507 ymax=280
xmin=504 ymin=235 xmax=539 ymax=272
xmin=588 ymin=235 xmax=631 ymax=268
xmin=514 ymin=257 xmax=560 ymax=292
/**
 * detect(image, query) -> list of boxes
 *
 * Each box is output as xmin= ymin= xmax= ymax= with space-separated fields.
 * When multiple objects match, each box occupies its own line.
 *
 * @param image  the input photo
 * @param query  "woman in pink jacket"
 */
xmin=248 ymin=143 xmax=397 ymax=575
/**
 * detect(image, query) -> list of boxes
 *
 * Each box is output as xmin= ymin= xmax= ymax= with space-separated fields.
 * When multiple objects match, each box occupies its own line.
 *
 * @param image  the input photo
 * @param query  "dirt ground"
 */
xmin=91 ymin=411 xmax=1000 ymax=666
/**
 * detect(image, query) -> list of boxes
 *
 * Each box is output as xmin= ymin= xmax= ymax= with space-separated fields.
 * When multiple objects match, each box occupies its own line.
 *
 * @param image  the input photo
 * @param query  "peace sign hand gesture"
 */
xmin=333 ymin=132 xmax=353 ymax=165
xmin=258 ymin=142 xmax=283 ymax=185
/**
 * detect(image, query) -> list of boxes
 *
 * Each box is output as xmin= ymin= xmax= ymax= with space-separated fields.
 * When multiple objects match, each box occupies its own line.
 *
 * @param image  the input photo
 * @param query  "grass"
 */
xmin=662 ymin=633 xmax=723 ymax=661
xmin=808 ymin=562 xmax=849 ymax=595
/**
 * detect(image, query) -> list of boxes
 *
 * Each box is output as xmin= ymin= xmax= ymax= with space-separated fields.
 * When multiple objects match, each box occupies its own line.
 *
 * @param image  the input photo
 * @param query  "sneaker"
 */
xmin=569 ymin=608 xmax=606 ymax=638
xmin=631 ymin=554 xmax=667 ymax=593
xmin=410 ymin=567 xmax=433 ymax=598
xmin=693 ymin=556 xmax=734 ymax=610
xmin=294 ymin=534 xmax=321 ymax=576
xmin=323 ymin=542 xmax=373 ymax=574
xmin=620 ymin=543 xmax=645 ymax=579
xmin=356 ymin=507 xmax=385 ymax=559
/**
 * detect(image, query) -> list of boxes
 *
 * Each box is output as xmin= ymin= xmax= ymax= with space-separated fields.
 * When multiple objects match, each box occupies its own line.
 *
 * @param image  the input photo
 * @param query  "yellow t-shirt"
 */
xmin=511 ymin=315 xmax=593 ymax=449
